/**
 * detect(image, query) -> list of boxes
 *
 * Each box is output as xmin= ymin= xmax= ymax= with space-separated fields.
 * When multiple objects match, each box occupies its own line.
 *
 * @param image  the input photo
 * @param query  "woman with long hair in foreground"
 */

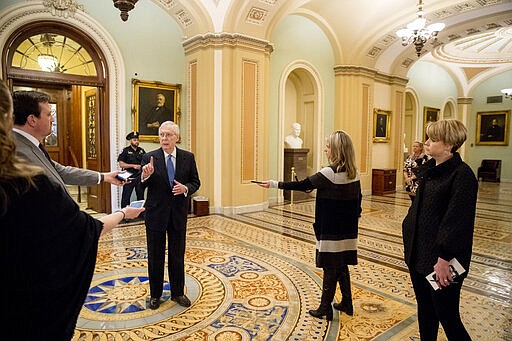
xmin=0 ymin=80 xmax=144 ymax=341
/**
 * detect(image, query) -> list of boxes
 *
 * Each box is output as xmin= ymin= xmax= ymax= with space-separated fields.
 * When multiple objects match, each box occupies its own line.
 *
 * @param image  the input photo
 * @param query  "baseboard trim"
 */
xmin=210 ymin=202 xmax=269 ymax=215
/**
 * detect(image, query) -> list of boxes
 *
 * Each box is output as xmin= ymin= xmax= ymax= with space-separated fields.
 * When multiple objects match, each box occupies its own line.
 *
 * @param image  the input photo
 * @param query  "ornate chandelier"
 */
xmin=113 ymin=0 xmax=138 ymax=21
xmin=37 ymin=33 xmax=59 ymax=72
xmin=396 ymin=0 xmax=445 ymax=57
xmin=38 ymin=54 xmax=59 ymax=72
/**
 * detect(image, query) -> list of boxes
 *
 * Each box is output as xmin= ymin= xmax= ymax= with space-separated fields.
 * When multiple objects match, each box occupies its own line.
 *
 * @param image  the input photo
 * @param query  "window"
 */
xmin=11 ymin=33 xmax=96 ymax=76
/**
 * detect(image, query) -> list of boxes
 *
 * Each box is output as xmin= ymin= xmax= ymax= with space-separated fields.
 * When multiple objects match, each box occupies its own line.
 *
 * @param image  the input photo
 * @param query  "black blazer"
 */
xmin=140 ymin=147 xmax=200 ymax=232
xmin=402 ymin=153 xmax=477 ymax=275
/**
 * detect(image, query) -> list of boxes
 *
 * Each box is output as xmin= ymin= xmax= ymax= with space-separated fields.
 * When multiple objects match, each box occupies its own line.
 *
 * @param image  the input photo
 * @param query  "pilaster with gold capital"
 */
xmin=182 ymin=33 xmax=273 ymax=213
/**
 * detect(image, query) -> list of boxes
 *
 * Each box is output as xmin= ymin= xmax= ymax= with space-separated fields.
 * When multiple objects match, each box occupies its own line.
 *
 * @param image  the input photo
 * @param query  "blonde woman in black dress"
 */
xmin=257 ymin=130 xmax=362 ymax=320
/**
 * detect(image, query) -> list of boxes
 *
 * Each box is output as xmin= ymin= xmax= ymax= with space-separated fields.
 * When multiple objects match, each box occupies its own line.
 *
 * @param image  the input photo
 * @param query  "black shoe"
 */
xmin=308 ymin=305 xmax=333 ymax=321
xmin=149 ymin=297 xmax=160 ymax=310
xmin=333 ymin=301 xmax=353 ymax=316
xmin=171 ymin=295 xmax=191 ymax=307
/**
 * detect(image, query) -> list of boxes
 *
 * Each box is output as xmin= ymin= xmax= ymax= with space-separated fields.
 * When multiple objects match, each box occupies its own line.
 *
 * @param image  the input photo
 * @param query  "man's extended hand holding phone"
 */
xmin=116 ymin=171 xmax=133 ymax=182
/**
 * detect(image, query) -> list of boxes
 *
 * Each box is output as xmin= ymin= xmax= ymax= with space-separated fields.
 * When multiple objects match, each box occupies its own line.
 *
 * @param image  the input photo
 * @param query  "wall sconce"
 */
xmin=501 ymin=88 xmax=512 ymax=99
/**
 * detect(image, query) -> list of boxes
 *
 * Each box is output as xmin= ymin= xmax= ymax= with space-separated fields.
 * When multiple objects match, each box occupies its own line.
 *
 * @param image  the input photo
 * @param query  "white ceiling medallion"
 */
xmin=433 ymin=27 xmax=512 ymax=64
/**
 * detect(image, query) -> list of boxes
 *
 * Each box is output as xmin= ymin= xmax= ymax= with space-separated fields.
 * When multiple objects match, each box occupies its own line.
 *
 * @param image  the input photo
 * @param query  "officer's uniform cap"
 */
xmin=126 ymin=131 xmax=139 ymax=140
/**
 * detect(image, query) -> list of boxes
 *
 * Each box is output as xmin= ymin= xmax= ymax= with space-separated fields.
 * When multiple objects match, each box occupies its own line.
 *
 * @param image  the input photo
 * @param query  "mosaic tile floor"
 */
xmin=71 ymin=182 xmax=511 ymax=340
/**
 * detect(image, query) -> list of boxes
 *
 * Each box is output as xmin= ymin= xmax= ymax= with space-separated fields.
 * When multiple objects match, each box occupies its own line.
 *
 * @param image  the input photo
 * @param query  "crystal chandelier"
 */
xmin=396 ymin=0 xmax=445 ymax=57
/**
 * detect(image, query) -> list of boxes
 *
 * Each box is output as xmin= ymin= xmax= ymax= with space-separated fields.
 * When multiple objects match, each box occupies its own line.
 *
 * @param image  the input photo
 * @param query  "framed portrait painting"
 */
xmin=132 ymin=79 xmax=181 ymax=142
xmin=423 ymin=107 xmax=440 ymax=142
xmin=373 ymin=108 xmax=391 ymax=142
xmin=476 ymin=110 xmax=510 ymax=146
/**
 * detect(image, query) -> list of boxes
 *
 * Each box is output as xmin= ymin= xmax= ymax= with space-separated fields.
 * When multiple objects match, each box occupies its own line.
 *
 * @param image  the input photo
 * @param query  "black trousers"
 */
xmin=146 ymin=224 xmax=186 ymax=299
xmin=120 ymin=176 xmax=144 ymax=208
xmin=409 ymin=269 xmax=472 ymax=341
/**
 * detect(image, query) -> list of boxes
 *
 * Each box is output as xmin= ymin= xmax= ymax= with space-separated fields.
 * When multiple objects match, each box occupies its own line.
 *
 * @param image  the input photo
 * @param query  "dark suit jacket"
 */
xmin=140 ymin=147 xmax=200 ymax=231
xmin=13 ymin=131 xmax=99 ymax=190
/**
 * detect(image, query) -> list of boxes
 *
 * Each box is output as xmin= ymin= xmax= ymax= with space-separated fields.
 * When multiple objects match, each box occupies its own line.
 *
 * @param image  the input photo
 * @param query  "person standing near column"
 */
xmin=256 ymin=130 xmax=361 ymax=320
xmin=140 ymin=121 xmax=200 ymax=309
xmin=118 ymin=131 xmax=146 ymax=208
xmin=402 ymin=119 xmax=477 ymax=340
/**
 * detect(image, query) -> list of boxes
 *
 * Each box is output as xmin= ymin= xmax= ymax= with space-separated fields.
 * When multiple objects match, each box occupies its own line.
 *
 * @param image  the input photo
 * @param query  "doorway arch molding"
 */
xmin=404 ymin=87 xmax=421 ymax=142
xmin=0 ymin=2 xmax=126 ymax=209
xmin=278 ymin=60 xmax=324 ymax=202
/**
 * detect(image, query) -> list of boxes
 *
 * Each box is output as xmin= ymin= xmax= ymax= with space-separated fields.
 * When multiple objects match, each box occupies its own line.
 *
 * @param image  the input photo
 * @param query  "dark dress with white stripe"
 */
xmin=278 ymin=166 xmax=362 ymax=269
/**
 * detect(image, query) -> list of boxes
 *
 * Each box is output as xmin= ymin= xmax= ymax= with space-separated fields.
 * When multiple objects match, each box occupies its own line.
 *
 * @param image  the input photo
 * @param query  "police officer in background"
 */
xmin=118 ymin=131 xmax=146 ymax=208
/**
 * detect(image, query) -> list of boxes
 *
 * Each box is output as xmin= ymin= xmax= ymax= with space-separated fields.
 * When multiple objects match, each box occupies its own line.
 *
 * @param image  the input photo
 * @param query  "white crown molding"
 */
xmin=183 ymin=32 xmax=274 ymax=54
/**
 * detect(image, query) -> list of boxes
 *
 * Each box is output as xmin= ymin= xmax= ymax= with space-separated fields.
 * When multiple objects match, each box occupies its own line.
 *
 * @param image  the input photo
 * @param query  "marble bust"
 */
xmin=284 ymin=122 xmax=303 ymax=148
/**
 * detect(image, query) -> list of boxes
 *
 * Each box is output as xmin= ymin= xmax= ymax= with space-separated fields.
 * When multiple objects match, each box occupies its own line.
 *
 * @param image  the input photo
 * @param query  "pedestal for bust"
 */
xmin=284 ymin=148 xmax=310 ymax=201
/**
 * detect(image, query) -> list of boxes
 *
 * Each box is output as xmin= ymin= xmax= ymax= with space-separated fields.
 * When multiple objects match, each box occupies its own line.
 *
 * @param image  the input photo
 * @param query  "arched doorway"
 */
xmin=443 ymin=100 xmax=456 ymax=118
xmin=278 ymin=62 xmax=323 ymax=203
xmin=284 ymin=68 xmax=317 ymax=175
xmin=2 ymin=21 xmax=112 ymax=213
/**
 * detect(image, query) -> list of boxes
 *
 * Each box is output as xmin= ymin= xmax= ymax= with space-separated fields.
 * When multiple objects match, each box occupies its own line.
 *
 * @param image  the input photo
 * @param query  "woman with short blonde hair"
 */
xmin=403 ymin=119 xmax=477 ymax=340
xmin=426 ymin=119 xmax=467 ymax=153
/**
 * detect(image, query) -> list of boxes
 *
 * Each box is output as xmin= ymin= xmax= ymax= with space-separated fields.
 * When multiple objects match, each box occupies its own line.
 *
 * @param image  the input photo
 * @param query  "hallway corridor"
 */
xmin=71 ymin=182 xmax=511 ymax=340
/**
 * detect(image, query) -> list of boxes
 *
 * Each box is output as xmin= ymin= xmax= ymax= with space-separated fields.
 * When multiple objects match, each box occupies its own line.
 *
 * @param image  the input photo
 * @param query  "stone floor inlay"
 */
xmin=70 ymin=182 xmax=511 ymax=340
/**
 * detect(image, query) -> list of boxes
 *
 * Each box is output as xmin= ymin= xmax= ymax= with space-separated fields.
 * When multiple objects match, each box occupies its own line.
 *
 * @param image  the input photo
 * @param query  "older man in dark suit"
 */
xmin=12 ymin=91 xmax=122 ymax=192
xmin=140 ymin=121 xmax=200 ymax=309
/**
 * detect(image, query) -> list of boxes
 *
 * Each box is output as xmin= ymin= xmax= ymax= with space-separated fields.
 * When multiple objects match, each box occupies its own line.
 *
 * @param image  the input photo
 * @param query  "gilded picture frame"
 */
xmin=423 ymin=106 xmax=440 ymax=142
xmin=373 ymin=108 xmax=391 ymax=143
xmin=132 ymin=79 xmax=181 ymax=142
xmin=476 ymin=110 xmax=510 ymax=146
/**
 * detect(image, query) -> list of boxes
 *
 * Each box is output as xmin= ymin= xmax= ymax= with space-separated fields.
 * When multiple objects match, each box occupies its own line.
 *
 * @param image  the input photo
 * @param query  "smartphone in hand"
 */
xmin=116 ymin=171 xmax=133 ymax=182
xmin=129 ymin=200 xmax=145 ymax=208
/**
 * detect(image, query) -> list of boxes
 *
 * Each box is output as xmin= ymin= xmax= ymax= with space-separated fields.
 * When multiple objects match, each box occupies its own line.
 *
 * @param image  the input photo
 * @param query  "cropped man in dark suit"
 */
xmin=12 ymin=90 xmax=122 ymax=192
xmin=140 ymin=121 xmax=200 ymax=309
